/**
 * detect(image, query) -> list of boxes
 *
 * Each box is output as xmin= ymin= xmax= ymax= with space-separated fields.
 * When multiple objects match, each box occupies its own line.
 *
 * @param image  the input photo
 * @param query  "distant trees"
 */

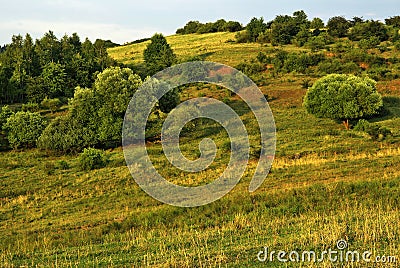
xmin=144 ymin=34 xmax=176 ymax=75
xmin=303 ymin=74 xmax=383 ymax=129
xmin=348 ymin=20 xmax=388 ymax=42
xmin=176 ymin=20 xmax=243 ymax=34
xmin=385 ymin=16 xmax=400 ymax=28
xmin=0 ymin=31 xmax=116 ymax=104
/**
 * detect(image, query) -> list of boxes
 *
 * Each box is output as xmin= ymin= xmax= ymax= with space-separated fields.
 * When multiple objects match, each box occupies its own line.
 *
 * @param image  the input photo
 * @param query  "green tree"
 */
xmin=41 ymin=62 xmax=67 ymax=98
xmin=223 ymin=21 xmax=243 ymax=32
xmin=385 ymin=16 xmax=400 ymax=28
xmin=144 ymin=34 xmax=176 ymax=75
xmin=246 ymin=17 xmax=268 ymax=42
xmin=303 ymin=74 xmax=383 ymax=129
xmin=310 ymin=18 xmax=324 ymax=29
xmin=94 ymin=67 xmax=142 ymax=144
xmin=3 ymin=111 xmax=46 ymax=149
xmin=327 ymin=16 xmax=351 ymax=38
xmin=348 ymin=20 xmax=388 ymax=42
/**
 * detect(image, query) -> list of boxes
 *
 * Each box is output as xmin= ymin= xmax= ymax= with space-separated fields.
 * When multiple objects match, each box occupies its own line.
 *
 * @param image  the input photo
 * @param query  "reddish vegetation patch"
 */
xmin=377 ymin=79 xmax=400 ymax=96
xmin=326 ymin=52 xmax=336 ymax=57
xmin=209 ymin=66 xmax=234 ymax=77
xmin=359 ymin=62 xmax=369 ymax=70
xmin=267 ymin=87 xmax=307 ymax=108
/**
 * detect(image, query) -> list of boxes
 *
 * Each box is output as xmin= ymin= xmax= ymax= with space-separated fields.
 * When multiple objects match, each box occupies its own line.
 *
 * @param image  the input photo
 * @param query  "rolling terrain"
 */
xmin=1 ymin=32 xmax=400 ymax=267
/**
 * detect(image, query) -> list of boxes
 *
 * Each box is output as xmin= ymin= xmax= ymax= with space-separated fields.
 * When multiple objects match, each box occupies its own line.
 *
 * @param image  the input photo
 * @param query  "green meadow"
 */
xmin=1 ymin=32 xmax=400 ymax=267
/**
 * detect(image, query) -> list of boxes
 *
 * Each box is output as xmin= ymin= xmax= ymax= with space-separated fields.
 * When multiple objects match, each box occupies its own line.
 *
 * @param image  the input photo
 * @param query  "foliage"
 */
xmin=21 ymin=102 xmax=40 ymax=112
xmin=39 ymin=67 xmax=143 ymax=152
xmin=0 ymin=105 xmax=14 ymax=129
xmin=310 ymin=17 xmax=324 ymax=29
xmin=3 ymin=111 xmax=46 ymax=149
xmin=78 ymin=148 xmax=107 ymax=171
xmin=40 ymin=97 xmax=61 ymax=113
xmin=38 ymin=114 xmax=96 ymax=153
xmin=303 ymin=74 xmax=383 ymax=128
xmin=176 ymin=20 xmax=243 ymax=34
xmin=327 ymin=16 xmax=351 ymax=38
xmin=358 ymin=36 xmax=381 ymax=49
xmin=144 ymin=34 xmax=176 ymax=75
xmin=385 ymin=16 xmax=400 ymax=28
xmin=348 ymin=20 xmax=388 ymax=42
xmin=354 ymin=119 xmax=392 ymax=141
xmin=246 ymin=17 xmax=268 ymax=42
xmin=0 ymin=31 xmax=115 ymax=105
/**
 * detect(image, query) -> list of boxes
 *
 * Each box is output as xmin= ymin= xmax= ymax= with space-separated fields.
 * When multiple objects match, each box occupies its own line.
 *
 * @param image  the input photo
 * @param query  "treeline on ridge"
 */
xmin=0 ymin=31 xmax=118 ymax=105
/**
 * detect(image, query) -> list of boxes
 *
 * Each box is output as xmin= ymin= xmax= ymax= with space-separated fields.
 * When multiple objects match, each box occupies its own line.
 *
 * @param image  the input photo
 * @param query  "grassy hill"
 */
xmin=1 ymin=33 xmax=400 ymax=267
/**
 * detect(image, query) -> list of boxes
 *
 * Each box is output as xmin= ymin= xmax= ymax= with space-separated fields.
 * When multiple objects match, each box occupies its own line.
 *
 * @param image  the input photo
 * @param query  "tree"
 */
xmin=223 ymin=21 xmax=243 ymax=32
xmin=41 ymin=62 xmax=67 ymax=98
xmin=246 ymin=17 xmax=268 ymax=42
xmin=348 ymin=20 xmax=388 ymax=42
xmin=3 ymin=111 xmax=46 ymax=149
xmin=94 ymin=67 xmax=142 ymax=144
xmin=176 ymin=21 xmax=202 ymax=34
xmin=144 ymin=34 xmax=176 ymax=75
xmin=303 ymin=74 xmax=383 ymax=129
xmin=327 ymin=16 xmax=351 ymax=38
xmin=385 ymin=16 xmax=400 ymax=28
xmin=310 ymin=18 xmax=324 ymax=29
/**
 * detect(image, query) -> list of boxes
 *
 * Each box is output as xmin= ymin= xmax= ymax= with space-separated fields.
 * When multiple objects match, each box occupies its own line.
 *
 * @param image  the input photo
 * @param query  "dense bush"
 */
xmin=41 ymin=97 xmax=62 ymax=113
xmin=354 ymin=119 xmax=392 ymax=141
xmin=0 ymin=106 xmax=14 ymax=129
xmin=3 ymin=111 xmax=47 ymax=149
xmin=21 ymin=102 xmax=40 ymax=112
xmin=303 ymin=74 xmax=383 ymax=129
xmin=38 ymin=115 xmax=96 ymax=153
xmin=78 ymin=148 xmax=107 ymax=171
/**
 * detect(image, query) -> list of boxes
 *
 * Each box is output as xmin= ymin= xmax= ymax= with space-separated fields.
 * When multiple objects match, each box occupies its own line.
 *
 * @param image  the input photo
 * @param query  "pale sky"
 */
xmin=1 ymin=0 xmax=399 ymax=45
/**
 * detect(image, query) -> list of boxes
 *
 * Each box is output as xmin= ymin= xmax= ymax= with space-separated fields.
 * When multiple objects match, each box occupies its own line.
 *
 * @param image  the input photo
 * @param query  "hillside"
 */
xmin=1 ymin=32 xmax=400 ymax=267
xmin=108 ymin=32 xmax=307 ymax=66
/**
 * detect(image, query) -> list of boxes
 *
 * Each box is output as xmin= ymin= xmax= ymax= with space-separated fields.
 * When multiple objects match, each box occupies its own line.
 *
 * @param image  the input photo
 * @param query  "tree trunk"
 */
xmin=343 ymin=119 xmax=350 ymax=130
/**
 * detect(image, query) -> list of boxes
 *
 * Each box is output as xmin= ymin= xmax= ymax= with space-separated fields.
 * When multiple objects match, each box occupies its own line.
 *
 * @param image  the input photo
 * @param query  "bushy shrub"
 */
xmin=78 ymin=148 xmax=107 ymax=171
xmin=236 ymin=61 xmax=266 ymax=76
xmin=21 ymin=102 xmax=40 ymax=112
xmin=38 ymin=115 xmax=96 ymax=153
xmin=0 ymin=106 xmax=14 ymax=129
xmin=41 ymin=97 xmax=62 ymax=113
xmin=353 ymin=119 xmax=371 ymax=131
xmin=354 ymin=120 xmax=392 ymax=141
xmin=395 ymin=41 xmax=400 ymax=51
xmin=3 ymin=111 xmax=47 ymax=149
xmin=235 ymin=31 xmax=251 ymax=43
xmin=358 ymin=37 xmax=381 ymax=49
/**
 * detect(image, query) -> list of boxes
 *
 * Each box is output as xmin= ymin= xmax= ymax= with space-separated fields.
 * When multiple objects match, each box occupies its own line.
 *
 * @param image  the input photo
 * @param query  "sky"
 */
xmin=1 ymin=0 xmax=399 ymax=45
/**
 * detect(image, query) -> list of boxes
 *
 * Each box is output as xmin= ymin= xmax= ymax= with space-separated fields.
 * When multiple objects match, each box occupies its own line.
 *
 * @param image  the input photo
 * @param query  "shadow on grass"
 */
xmin=370 ymin=96 xmax=400 ymax=123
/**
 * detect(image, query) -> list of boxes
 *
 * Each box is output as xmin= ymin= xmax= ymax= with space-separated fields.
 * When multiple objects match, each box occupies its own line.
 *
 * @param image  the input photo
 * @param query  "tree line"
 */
xmin=235 ymin=11 xmax=400 ymax=46
xmin=0 ymin=31 xmax=117 ymax=104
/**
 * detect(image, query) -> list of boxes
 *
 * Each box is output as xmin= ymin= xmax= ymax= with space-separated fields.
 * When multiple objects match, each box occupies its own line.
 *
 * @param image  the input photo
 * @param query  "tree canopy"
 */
xmin=144 ymin=34 xmax=176 ymax=75
xmin=303 ymin=74 xmax=383 ymax=129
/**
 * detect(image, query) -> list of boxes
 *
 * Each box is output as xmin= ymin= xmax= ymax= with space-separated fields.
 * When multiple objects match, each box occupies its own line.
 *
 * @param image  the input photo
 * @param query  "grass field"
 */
xmin=1 ymin=33 xmax=400 ymax=267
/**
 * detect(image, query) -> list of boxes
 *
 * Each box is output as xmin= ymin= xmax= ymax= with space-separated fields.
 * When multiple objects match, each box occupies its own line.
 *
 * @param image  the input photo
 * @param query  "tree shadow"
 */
xmin=369 ymin=96 xmax=400 ymax=123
